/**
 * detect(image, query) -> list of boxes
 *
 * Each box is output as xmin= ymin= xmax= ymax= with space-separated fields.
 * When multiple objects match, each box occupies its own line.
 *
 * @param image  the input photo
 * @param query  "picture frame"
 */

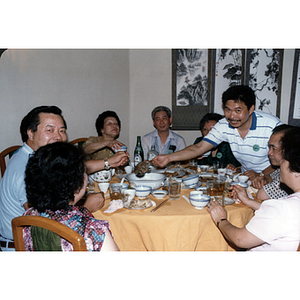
xmin=171 ymin=49 xmax=214 ymax=130
xmin=289 ymin=49 xmax=300 ymax=126
xmin=245 ymin=49 xmax=283 ymax=118
xmin=211 ymin=49 xmax=245 ymax=114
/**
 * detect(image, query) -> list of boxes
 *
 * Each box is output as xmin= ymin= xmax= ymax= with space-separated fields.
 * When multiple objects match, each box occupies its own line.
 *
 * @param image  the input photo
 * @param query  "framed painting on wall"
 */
xmin=211 ymin=49 xmax=245 ymax=115
xmin=171 ymin=49 xmax=214 ymax=130
xmin=289 ymin=49 xmax=300 ymax=126
xmin=245 ymin=49 xmax=283 ymax=118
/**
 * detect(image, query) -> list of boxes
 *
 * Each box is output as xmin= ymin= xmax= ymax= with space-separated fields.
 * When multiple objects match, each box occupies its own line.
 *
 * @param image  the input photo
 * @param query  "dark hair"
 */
xmin=95 ymin=110 xmax=121 ymax=136
xmin=222 ymin=85 xmax=256 ymax=110
xmin=281 ymin=126 xmax=300 ymax=173
xmin=199 ymin=113 xmax=223 ymax=132
xmin=20 ymin=106 xmax=67 ymax=142
xmin=25 ymin=142 xmax=86 ymax=213
xmin=151 ymin=106 xmax=172 ymax=120
xmin=272 ymin=124 xmax=294 ymax=135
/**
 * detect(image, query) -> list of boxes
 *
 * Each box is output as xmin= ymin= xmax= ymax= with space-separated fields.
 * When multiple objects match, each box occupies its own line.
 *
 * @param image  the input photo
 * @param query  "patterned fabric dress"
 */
xmin=23 ymin=205 xmax=111 ymax=251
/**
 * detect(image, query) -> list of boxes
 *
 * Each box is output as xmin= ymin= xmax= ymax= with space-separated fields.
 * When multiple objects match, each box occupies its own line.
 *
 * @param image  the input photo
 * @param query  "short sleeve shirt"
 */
xmin=0 ymin=143 xmax=33 ymax=240
xmin=246 ymin=194 xmax=300 ymax=251
xmin=203 ymin=111 xmax=282 ymax=173
xmin=142 ymin=130 xmax=186 ymax=160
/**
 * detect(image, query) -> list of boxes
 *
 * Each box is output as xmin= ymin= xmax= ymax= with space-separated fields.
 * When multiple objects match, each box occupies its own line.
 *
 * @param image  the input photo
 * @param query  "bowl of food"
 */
xmin=189 ymin=192 xmax=210 ymax=210
xmin=182 ymin=174 xmax=199 ymax=187
xmin=134 ymin=185 xmax=152 ymax=199
xmin=151 ymin=190 xmax=168 ymax=199
xmin=126 ymin=173 xmax=166 ymax=190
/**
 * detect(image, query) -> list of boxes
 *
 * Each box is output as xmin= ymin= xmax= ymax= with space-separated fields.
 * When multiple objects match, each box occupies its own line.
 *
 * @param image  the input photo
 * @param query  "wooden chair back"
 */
xmin=0 ymin=145 xmax=21 ymax=177
xmin=69 ymin=138 xmax=88 ymax=148
xmin=11 ymin=216 xmax=87 ymax=251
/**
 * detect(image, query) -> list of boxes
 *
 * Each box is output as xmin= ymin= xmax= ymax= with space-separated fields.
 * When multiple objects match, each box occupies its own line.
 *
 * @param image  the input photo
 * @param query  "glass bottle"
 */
xmin=134 ymin=136 xmax=144 ymax=167
xmin=147 ymin=145 xmax=158 ymax=170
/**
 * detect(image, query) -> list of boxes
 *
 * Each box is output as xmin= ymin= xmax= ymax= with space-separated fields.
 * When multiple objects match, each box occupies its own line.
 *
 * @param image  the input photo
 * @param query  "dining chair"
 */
xmin=11 ymin=216 xmax=87 ymax=251
xmin=0 ymin=145 xmax=21 ymax=177
xmin=69 ymin=137 xmax=88 ymax=148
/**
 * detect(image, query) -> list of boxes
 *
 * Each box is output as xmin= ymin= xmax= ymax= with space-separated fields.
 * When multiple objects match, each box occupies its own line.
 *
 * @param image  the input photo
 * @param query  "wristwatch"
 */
xmin=104 ymin=158 xmax=110 ymax=170
xmin=216 ymin=218 xmax=227 ymax=229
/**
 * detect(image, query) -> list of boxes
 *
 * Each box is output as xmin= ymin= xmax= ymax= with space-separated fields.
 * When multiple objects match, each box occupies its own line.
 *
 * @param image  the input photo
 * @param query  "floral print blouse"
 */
xmin=23 ymin=205 xmax=111 ymax=251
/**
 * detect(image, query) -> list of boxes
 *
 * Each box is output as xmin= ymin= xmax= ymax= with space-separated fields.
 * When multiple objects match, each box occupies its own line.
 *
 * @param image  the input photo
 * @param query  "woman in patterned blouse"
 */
xmin=23 ymin=142 xmax=119 ymax=251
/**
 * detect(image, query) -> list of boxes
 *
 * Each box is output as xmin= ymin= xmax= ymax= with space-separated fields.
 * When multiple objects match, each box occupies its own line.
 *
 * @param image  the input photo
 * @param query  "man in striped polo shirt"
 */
xmin=152 ymin=85 xmax=282 ymax=181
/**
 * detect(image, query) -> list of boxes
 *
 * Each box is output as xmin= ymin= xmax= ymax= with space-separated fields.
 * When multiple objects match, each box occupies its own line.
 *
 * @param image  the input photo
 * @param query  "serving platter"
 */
xmin=124 ymin=199 xmax=156 ymax=210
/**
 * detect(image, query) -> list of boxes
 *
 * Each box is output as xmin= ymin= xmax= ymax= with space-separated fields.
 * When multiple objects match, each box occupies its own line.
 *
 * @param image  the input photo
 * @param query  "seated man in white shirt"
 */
xmin=142 ymin=106 xmax=186 ymax=160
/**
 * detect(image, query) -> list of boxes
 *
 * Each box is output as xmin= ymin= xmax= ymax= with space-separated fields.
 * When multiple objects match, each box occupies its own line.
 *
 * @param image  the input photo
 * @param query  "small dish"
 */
xmin=151 ymin=190 xmax=168 ymax=199
xmin=134 ymin=185 xmax=152 ymax=198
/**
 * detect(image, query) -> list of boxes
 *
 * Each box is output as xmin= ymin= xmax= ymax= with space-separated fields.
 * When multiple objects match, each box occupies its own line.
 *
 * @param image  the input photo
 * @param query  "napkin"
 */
xmin=104 ymin=200 xmax=124 ymax=213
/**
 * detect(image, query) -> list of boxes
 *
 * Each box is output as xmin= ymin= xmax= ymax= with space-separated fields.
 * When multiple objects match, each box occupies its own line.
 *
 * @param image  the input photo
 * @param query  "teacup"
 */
xmin=90 ymin=170 xmax=112 ymax=182
xmin=218 ymin=168 xmax=226 ymax=176
xmin=125 ymin=165 xmax=133 ymax=174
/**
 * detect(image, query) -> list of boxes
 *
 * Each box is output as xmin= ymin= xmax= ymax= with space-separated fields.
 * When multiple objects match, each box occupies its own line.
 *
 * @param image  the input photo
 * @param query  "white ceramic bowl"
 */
xmin=238 ymin=175 xmax=249 ymax=183
xmin=151 ymin=190 xmax=168 ymax=199
xmin=195 ymin=186 xmax=208 ymax=194
xmin=126 ymin=173 xmax=166 ymax=190
xmin=182 ymin=174 xmax=199 ymax=186
xmin=189 ymin=193 xmax=210 ymax=209
xmin=134 ymin=185 xmax=152 ymax=198
xmin=110 ymin=183 xmax=129 ymax=194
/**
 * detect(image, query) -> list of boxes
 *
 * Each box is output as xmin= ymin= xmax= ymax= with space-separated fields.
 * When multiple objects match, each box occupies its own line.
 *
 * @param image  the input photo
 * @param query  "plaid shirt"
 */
xmin=23 ymin=205 xmax=111 ymax=251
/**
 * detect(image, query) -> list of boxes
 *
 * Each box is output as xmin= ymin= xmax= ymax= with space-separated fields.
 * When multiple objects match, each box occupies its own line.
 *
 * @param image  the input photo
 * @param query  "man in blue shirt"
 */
xmin=0 ymin=106 xmax=129 ymax=251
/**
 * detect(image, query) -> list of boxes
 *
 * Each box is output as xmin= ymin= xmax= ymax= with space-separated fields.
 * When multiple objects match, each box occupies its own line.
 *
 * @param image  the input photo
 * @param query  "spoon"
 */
xmin=120 ymin=177 xmax=125 ymax=185
xmin=233 ymin=173 xmax=242 ymax=181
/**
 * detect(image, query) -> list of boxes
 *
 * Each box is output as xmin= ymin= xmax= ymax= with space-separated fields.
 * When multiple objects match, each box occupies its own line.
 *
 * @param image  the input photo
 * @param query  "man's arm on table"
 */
xmin=152 ymin=140 xmax=214 ymax=167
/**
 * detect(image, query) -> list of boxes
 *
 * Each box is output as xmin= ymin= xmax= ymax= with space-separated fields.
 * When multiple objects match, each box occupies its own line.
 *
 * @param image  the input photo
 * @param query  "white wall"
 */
xmin=0 ymin=49 xmax=130 ymax=150
xmin=0 ymin=48 xmax=295 ymax=174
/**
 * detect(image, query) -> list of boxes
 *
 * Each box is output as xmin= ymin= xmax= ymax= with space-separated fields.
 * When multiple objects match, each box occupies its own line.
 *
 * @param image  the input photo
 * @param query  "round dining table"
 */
xmin=92 ymin=174 xmax=255 ymax=251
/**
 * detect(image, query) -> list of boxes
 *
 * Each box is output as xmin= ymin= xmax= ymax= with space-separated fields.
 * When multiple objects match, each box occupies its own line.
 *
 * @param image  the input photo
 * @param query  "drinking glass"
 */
xmin=168 ymin=180 xmax=181 ymax=200
xmin=109 ymin=184 xmax=122 ymax=200
xmin=189 ymin=159 xmax=197 ymax=171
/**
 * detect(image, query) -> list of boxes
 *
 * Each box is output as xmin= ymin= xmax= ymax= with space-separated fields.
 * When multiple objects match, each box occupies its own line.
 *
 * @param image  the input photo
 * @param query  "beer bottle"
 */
xmin=134 ymin=136 xmax=144 ymax=167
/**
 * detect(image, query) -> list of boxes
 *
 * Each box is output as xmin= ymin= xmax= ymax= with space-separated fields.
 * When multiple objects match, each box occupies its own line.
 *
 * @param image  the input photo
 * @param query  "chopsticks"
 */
xmin=150 ymin=198 xmax=169 ymax=213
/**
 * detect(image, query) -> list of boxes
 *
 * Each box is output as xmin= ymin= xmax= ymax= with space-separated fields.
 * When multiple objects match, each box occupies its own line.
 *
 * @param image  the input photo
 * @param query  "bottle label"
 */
xmin=134 ymin=154 xmax=142 ymax=166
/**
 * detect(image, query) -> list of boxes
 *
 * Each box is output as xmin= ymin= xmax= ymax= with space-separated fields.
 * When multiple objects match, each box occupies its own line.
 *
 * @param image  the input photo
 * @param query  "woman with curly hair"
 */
xmin=23 ymin=142 xmax=119 ymax=251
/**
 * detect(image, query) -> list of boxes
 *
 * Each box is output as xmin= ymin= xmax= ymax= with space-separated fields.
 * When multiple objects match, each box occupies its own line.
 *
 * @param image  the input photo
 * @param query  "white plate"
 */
xmin=124 ymin=200 xmax=156 ymax=210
